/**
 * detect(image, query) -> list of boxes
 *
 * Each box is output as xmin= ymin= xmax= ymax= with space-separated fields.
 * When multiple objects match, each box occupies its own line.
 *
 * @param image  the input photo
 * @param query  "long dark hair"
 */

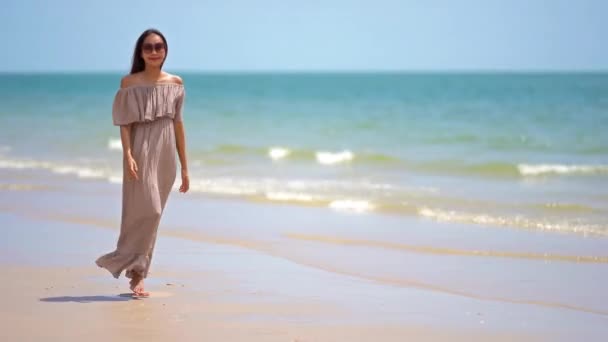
xmin=130 ymin=28 xmax=168 ymax=74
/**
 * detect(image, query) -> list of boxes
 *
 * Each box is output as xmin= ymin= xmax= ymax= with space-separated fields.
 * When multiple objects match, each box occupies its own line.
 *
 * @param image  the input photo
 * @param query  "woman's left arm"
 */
xmin=174 ymin=121 xmax=189 ymax=193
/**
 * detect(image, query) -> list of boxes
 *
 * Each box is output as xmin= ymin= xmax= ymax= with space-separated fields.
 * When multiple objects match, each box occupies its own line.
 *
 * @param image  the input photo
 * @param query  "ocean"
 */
xmin=1 ymin=72 xmax=607 ymax=236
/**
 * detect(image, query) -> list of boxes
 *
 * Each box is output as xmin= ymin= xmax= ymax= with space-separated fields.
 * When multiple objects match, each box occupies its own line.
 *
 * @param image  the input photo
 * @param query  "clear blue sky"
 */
xmin=2 ymin=0 xmax=607 ymax=72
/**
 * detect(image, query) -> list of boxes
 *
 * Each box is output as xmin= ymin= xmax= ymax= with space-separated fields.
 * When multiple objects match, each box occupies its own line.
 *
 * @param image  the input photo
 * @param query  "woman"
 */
xmin=96 ymin=28 xmax=189 ymax=297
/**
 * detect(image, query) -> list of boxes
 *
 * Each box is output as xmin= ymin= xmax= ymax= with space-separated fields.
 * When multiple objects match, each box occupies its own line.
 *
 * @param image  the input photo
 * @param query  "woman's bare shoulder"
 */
xmin=162 ymin=72 xmax=183 ymax=85
xmin=120 ymin=73 xmax=141 ymax=88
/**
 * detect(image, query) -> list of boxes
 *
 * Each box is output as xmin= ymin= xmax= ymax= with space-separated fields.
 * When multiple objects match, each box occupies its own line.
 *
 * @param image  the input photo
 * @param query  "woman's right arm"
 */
xmin=119 ymin=75 xmax=138 ymax=180
xmin=121 ymin=124 xmax=138 ymax=181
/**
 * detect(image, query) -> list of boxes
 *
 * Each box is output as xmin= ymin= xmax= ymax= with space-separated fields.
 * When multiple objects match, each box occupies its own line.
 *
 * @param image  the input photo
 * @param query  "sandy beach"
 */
xmin=2 ymin=0 xmax=608 ymax=337
xmin=1 ymin=168 xmax=607 ymax=341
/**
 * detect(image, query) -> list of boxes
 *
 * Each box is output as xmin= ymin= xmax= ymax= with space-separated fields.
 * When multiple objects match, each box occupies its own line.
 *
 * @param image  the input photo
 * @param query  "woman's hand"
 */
xmin=179 ymin=168 xmax=189 ymax=193
xmin=125 ymin=155 xmax=139 ymax=181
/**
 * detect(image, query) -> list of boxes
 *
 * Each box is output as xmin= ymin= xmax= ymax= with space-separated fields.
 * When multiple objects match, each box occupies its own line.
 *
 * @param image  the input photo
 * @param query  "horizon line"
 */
xmin=1 ymin=68 xmax=607 ymax=75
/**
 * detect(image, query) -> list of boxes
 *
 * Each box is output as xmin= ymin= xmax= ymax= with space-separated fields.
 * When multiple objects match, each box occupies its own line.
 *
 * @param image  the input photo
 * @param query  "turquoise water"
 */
xmin=1 ymin=73 xmax=607 ymax=235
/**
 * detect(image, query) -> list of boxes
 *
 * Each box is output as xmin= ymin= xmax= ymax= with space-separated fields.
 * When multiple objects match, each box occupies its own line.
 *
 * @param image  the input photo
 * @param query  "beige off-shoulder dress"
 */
xmin=96 ymin=83 xmax=185 ymax=279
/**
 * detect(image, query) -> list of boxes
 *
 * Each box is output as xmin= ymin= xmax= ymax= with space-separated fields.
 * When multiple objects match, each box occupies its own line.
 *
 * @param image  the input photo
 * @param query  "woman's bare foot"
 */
xmin=129 ymin=275 xmax=149 ymax=297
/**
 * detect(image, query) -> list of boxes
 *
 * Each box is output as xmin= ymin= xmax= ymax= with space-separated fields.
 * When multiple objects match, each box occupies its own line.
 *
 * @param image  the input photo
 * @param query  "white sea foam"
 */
xmin=518 ymin=163 xmax=608 ymax=176
xmin=0 ymin=159 xmax=52 ymax=170
xmin=183 ymin=177 xmax=397 ymax=196
xmin=265 ymin=191 xmax=316 ymax=202
xmin=108 ymin=175 xmax=123 ymax=184
xmin=51 ymin=166 xmax=106 ymax=179
xmin=329 ymin=199 xmax=375 ymax=212
xmin=268 ymin=147 xmax=290 ymax=160
xmin=188 ymin=178 xmax=259 ymax=196
xmin=417 ymin=207 xmax=607 ymax=236
xmin=316 ymin=150 xmax=354 ymax=165
xmin=0 ymin=158 xmax=110 ymax=180
xmin=108 ymin=138 xmax=122 ymax=151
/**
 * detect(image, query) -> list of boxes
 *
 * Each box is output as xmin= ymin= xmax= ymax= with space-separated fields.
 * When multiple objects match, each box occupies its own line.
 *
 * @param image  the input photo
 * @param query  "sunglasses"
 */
xmin=142 ymin=42 xmax=165 ymax=54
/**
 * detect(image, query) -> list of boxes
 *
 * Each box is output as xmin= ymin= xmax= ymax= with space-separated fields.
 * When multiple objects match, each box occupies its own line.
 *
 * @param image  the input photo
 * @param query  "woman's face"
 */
xmin=141 ymin=34 xmax=166 ymax=69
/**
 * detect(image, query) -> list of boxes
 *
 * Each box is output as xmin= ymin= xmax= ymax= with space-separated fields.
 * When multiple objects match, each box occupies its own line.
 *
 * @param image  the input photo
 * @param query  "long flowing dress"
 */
xmin=96 ymin=83 xmax=185 ymax=279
